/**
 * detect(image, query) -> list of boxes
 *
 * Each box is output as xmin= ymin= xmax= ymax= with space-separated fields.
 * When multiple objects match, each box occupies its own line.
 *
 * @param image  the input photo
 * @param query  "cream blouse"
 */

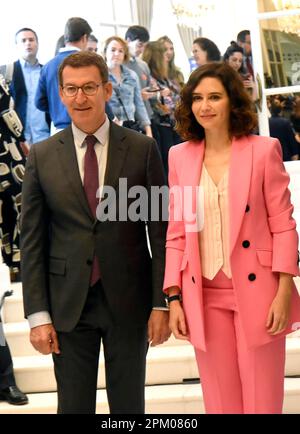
xmin=199 ymin=165 xmax=232 ymax=279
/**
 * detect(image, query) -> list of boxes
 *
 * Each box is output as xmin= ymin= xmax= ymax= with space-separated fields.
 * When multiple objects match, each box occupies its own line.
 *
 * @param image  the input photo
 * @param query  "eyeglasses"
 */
xmin=62 ymin=82 xmax=106 ymax=97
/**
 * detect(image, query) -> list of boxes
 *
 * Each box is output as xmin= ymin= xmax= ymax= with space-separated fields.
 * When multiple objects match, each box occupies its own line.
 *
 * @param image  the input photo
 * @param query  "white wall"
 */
xmin=150 ymin=0 xmax=189 ymax=79
xmin=0 ymin=0 xmax=256 ymax=68
xmin=0 ymin=0 xmax=92 ymax=65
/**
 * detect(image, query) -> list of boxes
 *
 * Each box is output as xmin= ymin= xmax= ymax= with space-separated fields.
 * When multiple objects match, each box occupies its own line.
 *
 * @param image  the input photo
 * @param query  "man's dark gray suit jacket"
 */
xmin=20 ymin=122 xmax=167 ymax=331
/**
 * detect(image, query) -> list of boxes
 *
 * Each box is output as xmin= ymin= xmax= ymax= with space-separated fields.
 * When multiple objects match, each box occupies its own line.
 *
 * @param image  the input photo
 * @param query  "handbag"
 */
xmin=122 ymin=120 xmax=143 ymax=132
xmin=114 ymin=87 xmax=144 ymax=133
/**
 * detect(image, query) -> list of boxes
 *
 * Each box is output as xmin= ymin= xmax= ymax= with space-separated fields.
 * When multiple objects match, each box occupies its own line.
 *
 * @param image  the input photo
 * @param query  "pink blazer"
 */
xmin=163 ymin=135 xmax=300 ymax=351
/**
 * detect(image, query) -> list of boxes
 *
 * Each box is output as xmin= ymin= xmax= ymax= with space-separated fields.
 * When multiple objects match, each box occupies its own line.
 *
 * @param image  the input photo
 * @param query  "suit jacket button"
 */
xmin=245 ymin=205 xmax=250 ymax=213
xmin=242 ymin=240 xmax=250 ymax=248
xmin=248 ymin=273 xmax=256 ymax=282
xmin=87 ymin=259 xmax=93 ymax=266
xmin=192 ymin=276 xmax=195 ymax=283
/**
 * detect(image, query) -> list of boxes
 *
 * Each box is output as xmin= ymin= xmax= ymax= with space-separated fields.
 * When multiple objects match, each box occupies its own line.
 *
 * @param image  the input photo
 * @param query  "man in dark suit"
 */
xmin=20 ymin=51 xmax=170 ymax=414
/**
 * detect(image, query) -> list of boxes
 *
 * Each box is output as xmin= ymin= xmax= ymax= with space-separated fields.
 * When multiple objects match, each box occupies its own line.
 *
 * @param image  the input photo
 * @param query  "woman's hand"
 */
xmin=160 ymin=87 xmax=171 ymax=98
xmin=266 ymin=273 xmax=293 ymax=335
xmin=169 ymin=300 xmax=189 ymax=340
xmin=243 ymin=77 xmax=254 ymax=89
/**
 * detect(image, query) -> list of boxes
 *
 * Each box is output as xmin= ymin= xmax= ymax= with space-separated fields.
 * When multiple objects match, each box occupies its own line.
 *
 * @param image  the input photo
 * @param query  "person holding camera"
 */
xmin=223 ymin=43 xmax=257 ymax=102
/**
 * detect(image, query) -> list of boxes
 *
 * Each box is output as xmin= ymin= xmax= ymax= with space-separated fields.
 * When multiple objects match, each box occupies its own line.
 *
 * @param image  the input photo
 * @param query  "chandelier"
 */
xmin=272 ymin=0 xmax=300 ymax=36
xmin=171 ymin=0 xmax=215 ymax=30
xmin=272 ymin=0 xmax=300 ymax=9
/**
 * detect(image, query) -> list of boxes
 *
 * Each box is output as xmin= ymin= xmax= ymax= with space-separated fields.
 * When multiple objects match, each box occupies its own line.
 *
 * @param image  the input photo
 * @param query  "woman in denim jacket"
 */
xmin=104 ymin=36 xmax=152 ymax=137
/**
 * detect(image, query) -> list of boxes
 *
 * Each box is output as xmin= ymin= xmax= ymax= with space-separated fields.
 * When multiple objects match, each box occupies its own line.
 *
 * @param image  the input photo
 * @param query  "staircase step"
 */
xmin=4 ymin=314 xmax=300 ymax=362
xmin=11 ymin=344 xmax=199 ymax=393
xmin=3 ymin=322 xmax=190 ymax=357
xmin=2 ymin=278 xmax=300 ymax=414
xmin=1 ymin=283 xmax=24 ymax=323
xmin=0 ymin=379 xmax=300 ymax=414
xmin=8 ymin=337 xmax=300 ymax=394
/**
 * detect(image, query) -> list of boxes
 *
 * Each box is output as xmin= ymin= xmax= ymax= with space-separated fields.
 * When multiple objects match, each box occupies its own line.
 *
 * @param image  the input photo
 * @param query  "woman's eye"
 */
xmin=192 ymin=96 xmax=201 ymax=101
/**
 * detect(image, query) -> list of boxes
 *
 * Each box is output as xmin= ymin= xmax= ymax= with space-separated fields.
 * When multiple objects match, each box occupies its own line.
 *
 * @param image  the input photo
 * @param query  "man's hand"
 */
xmin=148 ymin=310 xmax=171 ymax=347
xmin=30 ymin=324 xmax=60 ymax=355
xmin=20 ymin=141 xmax=30 ymax=157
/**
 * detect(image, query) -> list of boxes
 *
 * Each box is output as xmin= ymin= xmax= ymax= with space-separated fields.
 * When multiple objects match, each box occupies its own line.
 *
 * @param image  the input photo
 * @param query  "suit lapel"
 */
xmin=229 ymin=136 xmax=253 ymax=254
xmin=181 ymin=140 xmax=205 ymax=190
xmin=55 ymin=126 xmax=93 ymax=219
xmin=96 ymin=122 xmax=129 ymax=222
xmin=103 ymin=122 xmax=129 ymax=190
xmin=181 ymin=141 xmax=204 ymax=270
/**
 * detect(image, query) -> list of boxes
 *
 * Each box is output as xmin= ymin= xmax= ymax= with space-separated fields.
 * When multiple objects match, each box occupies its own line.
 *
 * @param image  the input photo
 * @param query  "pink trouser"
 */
xmin=194 ymin=270 xmax=286 ymax=414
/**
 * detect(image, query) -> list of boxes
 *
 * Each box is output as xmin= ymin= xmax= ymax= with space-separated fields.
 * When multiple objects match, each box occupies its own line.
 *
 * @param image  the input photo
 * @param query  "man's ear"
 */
xmin=59 ymin=86 xmax=65 ymax=103
xmin=80 ymin=34 xmax=88 ymax=50
xmin=104 ymin=81 xmax=113 ymax=101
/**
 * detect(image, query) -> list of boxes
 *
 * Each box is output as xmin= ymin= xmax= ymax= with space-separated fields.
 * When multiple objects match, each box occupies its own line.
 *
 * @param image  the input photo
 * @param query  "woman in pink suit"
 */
xmin=163 ymin=62 xmax=300 ymax=414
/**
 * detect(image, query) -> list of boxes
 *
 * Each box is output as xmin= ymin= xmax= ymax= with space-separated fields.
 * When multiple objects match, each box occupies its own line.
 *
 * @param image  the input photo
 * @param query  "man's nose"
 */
xmin=75 ymin=88 xmax=87 ymax=102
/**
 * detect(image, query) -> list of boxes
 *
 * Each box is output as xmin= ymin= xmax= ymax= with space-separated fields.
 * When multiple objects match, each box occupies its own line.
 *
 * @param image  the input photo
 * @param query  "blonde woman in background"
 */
xmin=142 ymin=41 xmax=182 ymax=176
xmin=157 ymin=35 xmax=184 ymax=90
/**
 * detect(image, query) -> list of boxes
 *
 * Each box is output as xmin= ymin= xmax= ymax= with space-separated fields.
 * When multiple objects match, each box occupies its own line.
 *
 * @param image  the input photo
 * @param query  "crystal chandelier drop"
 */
xmin=272 ymin=1 xmax=300 ymax=36
xmin=171 ymin=0 xmax=215 ymax=30
xmin=272 ymin=0 xmax=300 ymax=9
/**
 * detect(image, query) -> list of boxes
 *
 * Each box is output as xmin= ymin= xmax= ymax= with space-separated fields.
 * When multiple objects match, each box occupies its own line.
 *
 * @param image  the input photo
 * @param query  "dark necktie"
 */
xmin=83 ymin=134 xmax=100 ymax=286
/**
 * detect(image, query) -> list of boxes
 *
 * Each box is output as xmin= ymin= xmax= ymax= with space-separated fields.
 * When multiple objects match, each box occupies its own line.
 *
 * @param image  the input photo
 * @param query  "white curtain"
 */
xmin=177 ymin=24 xmax=201 ymax=58
xmin=136 ymin=0 xmax=154 ymax=30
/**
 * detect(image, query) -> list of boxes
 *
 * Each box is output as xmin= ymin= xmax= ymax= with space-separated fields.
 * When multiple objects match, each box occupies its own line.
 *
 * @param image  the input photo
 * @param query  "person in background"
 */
xmin=223 ymin=43 xmax=244 ymax=73
xmin=54 ymin=35 xmax=65 ymax=56
xmin=290 ymin=96 xmax=300 ymax=152
xmin=142 ymin=41 xmax=182 ymax=176
xmin=35 ymin=17 xmax=92 ymax=133
xmin=237 ymin=30 xmax=253 ymax=78
xmin=192 ymin=37 xmax=221 ymax=67
xmin=0 ymin=28 xmax=50 ymax=147
xmin=223 ymin=43 xmax=257 ymax=101
xmin=0 ymin=291 xmax=28 ymax=405
xmin=103 ymin=36 xmax=152 ymax=137
xmin=21 ymin=51 xmax=169 ymax=414
xmin=87 ymin=34 xmax=98 ymax=53
xmin=157 ymin=36 xmax=184 ymax=89
xmin=163 ymin=62 xmax=300 ymax=414
xmin=85 ymin=33 xmax=114 ymax=121
xmin=269 ymin=100 xmax=299 ymax=161
xmin=125 ymin=24 xmax=149 ymax=59
xmin=0 ymin=73 xmax=26 ymax=282
xmin=125 ymin=25 xmax=160 ymax=144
